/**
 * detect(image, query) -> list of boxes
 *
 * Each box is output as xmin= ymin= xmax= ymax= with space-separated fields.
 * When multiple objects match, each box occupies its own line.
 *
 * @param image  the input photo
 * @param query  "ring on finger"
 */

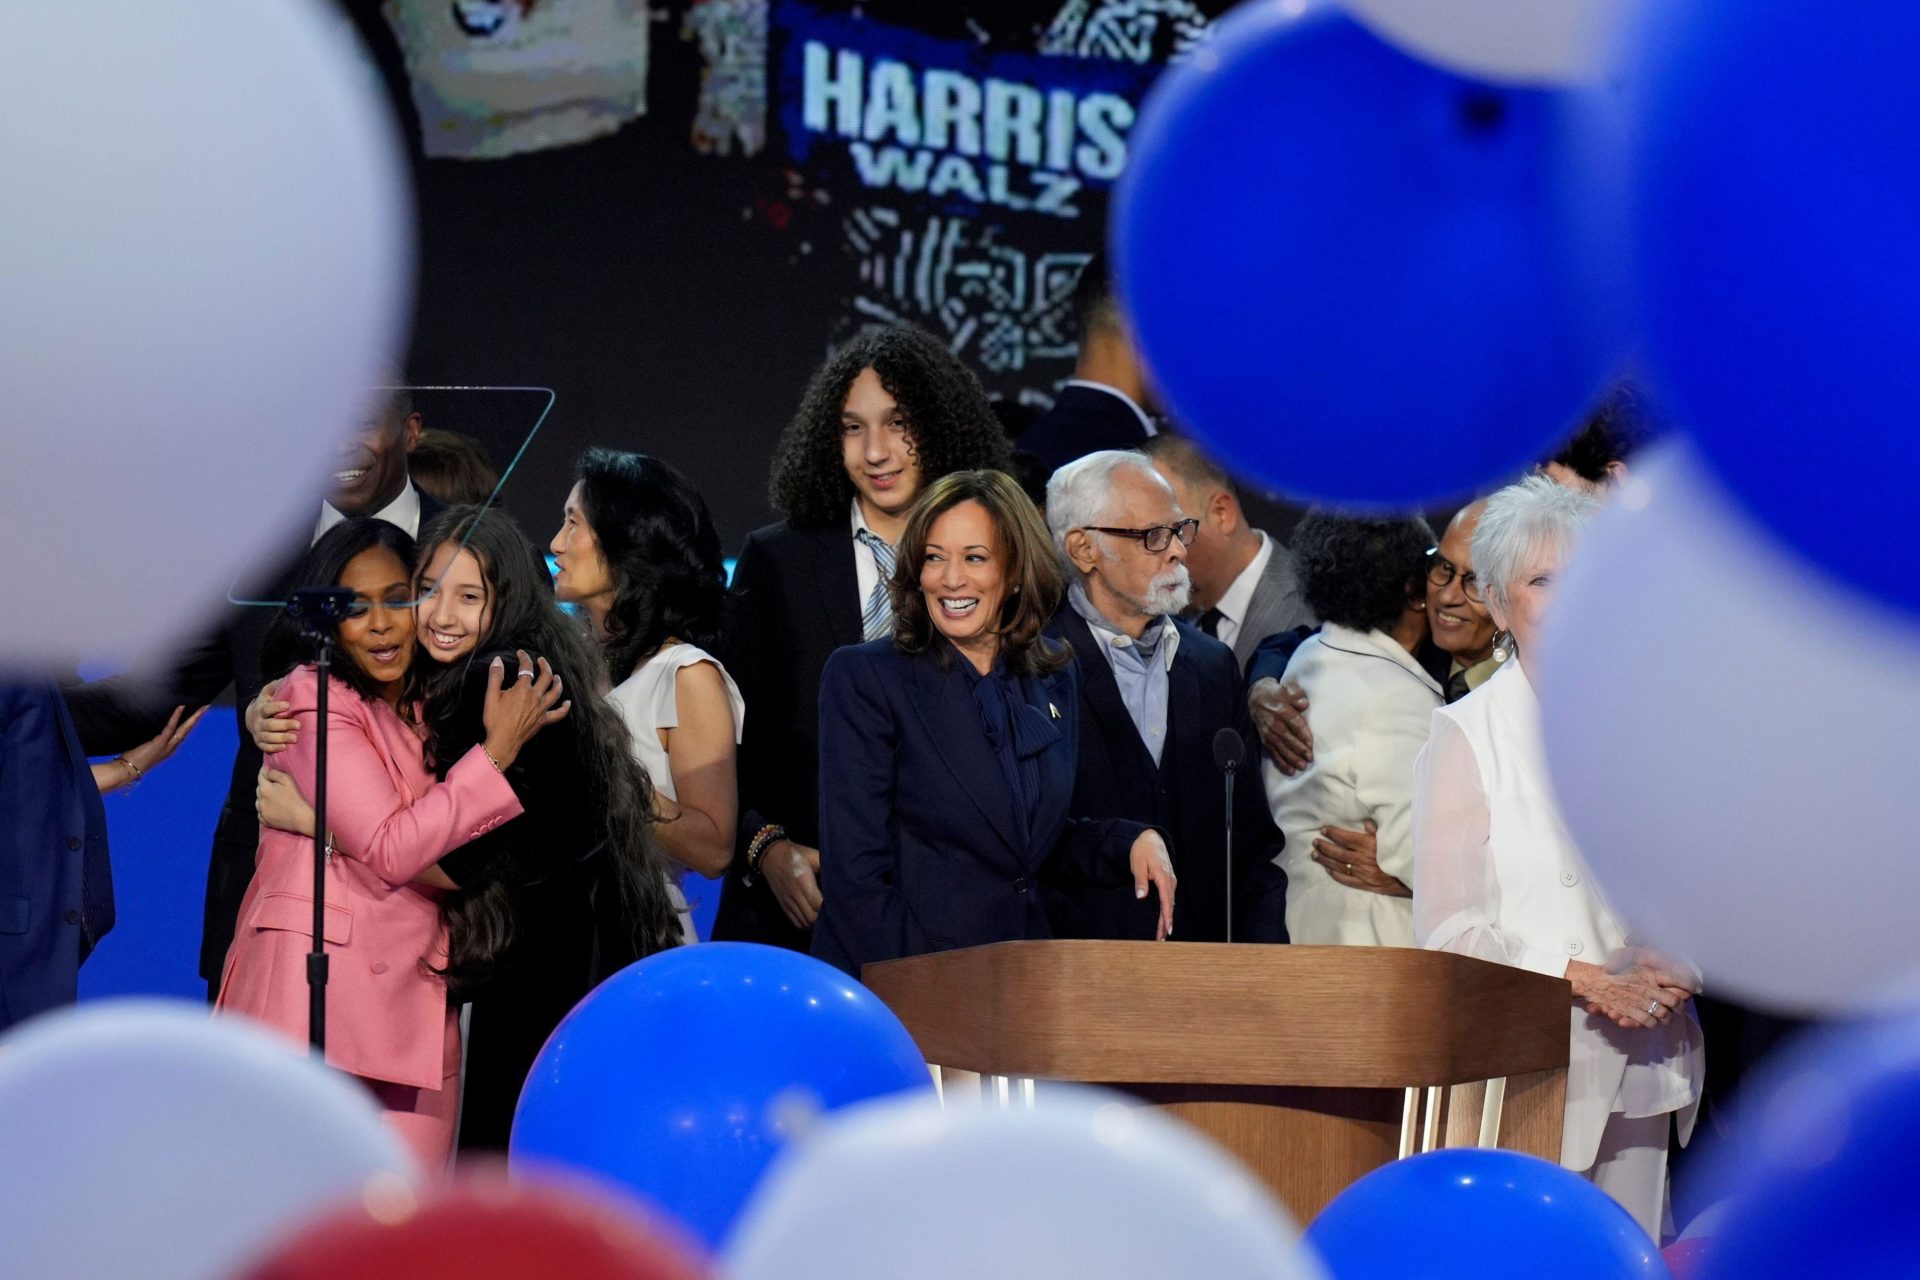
xmin=1646 ymin=1000 xmax=1661 ymax=1016
xmin=516 ymin=668 xmax=536 ymax=680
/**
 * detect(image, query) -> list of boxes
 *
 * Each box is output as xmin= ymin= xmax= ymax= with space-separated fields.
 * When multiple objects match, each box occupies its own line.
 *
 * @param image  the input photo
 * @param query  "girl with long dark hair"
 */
xmin=253 ymin=506 xmax=683 ymax=1153
xmin=549 ymin=449 xmax=742 ymax=940
xmin=221 ymin=518 xmax=563 ymax=1165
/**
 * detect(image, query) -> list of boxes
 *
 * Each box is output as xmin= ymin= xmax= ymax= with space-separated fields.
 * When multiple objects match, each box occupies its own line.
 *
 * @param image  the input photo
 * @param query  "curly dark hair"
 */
xmin=889 ymin=469 xmax=1071 ymax=677
xmin=408 ymin=505 xmax=683 ymax=992
xmin=261 ymin=518 xmax=417 ymax=709
xmin=1549 ymin=380 xmax=1661 ymax=482
xmin=573 ymin=448 xmax=727 ymax=680
xmin=1293 ymin=512 xmax=1436 ymax=635
xmin=768 ymin=324 xmax=1013 ymax=528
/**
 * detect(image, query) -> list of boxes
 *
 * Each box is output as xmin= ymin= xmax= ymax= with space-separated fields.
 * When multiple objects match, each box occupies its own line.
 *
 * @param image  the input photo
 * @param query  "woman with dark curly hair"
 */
xmin=1261 ymin=511 xmax=1439 ymax=947
xmin=713 ymin=323 xmax=1014 ymax=951
xmin=811 ymin=470 xmax=1175 ymax=975
xmin=550 ymin=448 xmax=743 ymax=941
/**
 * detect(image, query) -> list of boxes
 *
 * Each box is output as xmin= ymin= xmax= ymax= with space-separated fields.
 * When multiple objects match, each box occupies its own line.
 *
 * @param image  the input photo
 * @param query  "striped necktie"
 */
xmin=855 ymin=528 xmax=897 ymax=642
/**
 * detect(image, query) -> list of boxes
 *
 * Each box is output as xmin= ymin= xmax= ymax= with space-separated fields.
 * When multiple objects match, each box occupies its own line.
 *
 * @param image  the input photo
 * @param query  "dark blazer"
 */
xmin=61 ymin=489 xmax=444 ymax=988
xmin=810 ymin=639 xmax=1149 ymax=978
xmin=1019 ymin=383 xmax=1156 ymax=478
xmin=1 ymin=682 xmax=113 ymax=1032
xmin=1041 ymin=608 xmax=1290 ymax=945
xmin=711 ymin=519 xmax=866 ymax=951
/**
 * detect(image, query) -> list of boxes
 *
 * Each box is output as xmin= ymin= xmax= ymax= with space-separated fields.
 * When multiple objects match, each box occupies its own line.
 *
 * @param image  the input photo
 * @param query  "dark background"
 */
xmin=342 ymin=0 xmax=1239 ymax=550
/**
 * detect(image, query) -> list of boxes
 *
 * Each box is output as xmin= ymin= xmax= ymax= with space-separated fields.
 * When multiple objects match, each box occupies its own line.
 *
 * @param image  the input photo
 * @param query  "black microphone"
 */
xmin=1213 ymin=728 xmax=1246 ymax=944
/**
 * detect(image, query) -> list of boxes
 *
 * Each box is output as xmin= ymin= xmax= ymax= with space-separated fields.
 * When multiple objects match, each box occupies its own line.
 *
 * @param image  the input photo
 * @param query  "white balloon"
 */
xmin=0 ymin=1001 xmax=414 ymax=1280
xmin=1536 ymin=444 xmax=1920 ymax=1013
xmin=0 ymin=0 xmax=411 ymax=664
xmin=725 ymin=1087 xmax=1328 ymax=1280
xmin=1335 ymin=0 xmax=1641 ymax=86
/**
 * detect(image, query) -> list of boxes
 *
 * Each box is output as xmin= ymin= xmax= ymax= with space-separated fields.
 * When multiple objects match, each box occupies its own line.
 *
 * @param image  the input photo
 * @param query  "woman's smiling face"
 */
xmin=415 ymin=540 xmax=492 ymax=663
xmin=336 ymin=545 xmax=415 ymax=693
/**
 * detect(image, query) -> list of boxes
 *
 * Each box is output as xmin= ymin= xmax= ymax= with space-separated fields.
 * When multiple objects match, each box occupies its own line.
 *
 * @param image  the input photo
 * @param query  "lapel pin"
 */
xmin=1048 ymin=702 xmax=1060 ymax=719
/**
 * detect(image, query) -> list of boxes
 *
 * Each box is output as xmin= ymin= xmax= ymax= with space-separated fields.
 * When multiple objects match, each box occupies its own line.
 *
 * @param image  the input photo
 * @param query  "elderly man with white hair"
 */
xmin=1038 ymin=450 xmax=1290 ymax=945
xmin=1412 ymin=474 xmax=1704 ymax=1240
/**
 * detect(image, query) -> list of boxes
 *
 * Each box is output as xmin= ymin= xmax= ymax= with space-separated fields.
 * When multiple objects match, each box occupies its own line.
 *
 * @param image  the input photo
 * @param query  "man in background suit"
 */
xmin=713 ymin=324 xmax=1014 ymax=952
xmin=1017 ymin=257 xmax=1162 ymax=481
xmin=1142 ymin=434 xmax=1314 ymax=674
xmin=0 ymin=681 xmax=113 ymax=1032
xmin=62 ymin=388 xmax=439 ymax=997
xmin=1039 ymin=451 xmax=1288 ymax=944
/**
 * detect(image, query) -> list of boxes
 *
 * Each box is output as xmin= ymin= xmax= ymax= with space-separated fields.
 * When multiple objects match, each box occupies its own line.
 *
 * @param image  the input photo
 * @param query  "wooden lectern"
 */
xmin=861 ymin=941 xmax=1570 ymax=1221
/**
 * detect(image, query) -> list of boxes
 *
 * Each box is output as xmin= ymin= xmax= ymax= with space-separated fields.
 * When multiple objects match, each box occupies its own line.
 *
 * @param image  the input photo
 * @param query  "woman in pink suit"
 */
xmin=217 ymin=519 xmax=564 ymax=1166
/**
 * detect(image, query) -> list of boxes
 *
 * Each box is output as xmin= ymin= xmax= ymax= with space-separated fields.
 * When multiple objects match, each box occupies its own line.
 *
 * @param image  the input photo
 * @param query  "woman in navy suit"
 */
xmin=812 ymin=470 xmax=1178 ymax=977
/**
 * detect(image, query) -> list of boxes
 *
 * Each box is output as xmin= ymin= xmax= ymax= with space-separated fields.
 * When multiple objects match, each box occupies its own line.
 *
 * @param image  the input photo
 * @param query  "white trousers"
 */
xmin=1587 ymin=1111 xmax=1674 ymax=1244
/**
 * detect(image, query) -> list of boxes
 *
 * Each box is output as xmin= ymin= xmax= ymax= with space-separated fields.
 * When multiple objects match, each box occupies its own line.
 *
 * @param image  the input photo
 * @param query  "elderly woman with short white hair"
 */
xmin=1411 ymin=475 xmax=1704 ymax=1240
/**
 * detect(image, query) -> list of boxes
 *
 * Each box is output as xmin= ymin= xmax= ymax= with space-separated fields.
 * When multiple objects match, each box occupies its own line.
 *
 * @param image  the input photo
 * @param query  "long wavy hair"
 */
xmin=572 ymin=448 xmax=727 ymax=679
xmin=767 ymin=324 xmax=1013 ymax=528
xmin=889 ymin=470 xmax=1071 ymax=677
xmin=409 ymin=505 xmax=682 ymax=991
xmin=261 ymin=518 xmax=418 ymax=705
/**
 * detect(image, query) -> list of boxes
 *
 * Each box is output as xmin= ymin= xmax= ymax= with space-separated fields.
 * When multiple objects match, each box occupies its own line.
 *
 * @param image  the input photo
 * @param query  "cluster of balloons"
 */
xmin=1117 ymin=0 xmax=1920 ymax=1023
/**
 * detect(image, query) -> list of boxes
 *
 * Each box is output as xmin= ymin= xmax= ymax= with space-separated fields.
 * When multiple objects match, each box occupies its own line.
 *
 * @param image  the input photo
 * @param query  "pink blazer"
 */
xmin=216 ymin=665 xmax=522 ymax=1089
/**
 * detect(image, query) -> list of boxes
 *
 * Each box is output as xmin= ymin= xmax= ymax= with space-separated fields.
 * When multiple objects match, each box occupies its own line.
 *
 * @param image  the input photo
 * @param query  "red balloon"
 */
xmin=237 ymin=1169 xmax=707 ymax=1280
xmin=1663 ymin=1237 xmax=1712 ymax=1280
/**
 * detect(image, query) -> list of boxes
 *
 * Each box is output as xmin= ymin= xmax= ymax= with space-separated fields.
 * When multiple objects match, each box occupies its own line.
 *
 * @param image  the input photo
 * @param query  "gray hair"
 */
xmin=1045 ymin=449 xmax=1174 ymax=558
xmin=1471 ymin=474 xmax=1599 ymax=614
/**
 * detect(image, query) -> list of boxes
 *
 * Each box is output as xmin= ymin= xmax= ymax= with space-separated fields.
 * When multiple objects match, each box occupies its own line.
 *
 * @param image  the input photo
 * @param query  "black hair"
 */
xmin=1292 ymin=512 xmax=1437 ymax=634
xmin=767 ymin=323 xmax=1013 ymax=528
xmin=1550 ymin=380 xmax=1660 ymax=482
xmin=573 ymin=449 xmax=727 ymax=679
xmin=261 ymin=518 xmax=418 ymax=707
xmin=409 ymin=505 xmax=682 ymax=989
xmin=409 ymin=428 xmax=500 ymax=508
xmin=1071 ymin=253 xmax=1120 ymax=345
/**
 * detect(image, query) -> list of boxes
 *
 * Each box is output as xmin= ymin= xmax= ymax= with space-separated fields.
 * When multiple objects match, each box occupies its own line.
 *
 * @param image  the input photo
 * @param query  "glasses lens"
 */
xmin=1462 ymin=574 xmax=1484 ymax=603
xmin=1142 ymin=526 xmax=1171 ymax=553
xmin=1175 ymin=519 xmax=1199 ymax=547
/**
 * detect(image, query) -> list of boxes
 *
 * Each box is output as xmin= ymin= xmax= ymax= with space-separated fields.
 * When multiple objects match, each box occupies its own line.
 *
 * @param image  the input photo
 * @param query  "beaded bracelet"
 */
xmin=743 ymin=823 xmax=787 ymax=885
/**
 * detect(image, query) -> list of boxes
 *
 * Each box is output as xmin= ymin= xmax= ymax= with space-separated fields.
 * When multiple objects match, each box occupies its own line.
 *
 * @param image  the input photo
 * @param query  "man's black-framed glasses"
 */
xmin=1424 ymin=547 xmax=1485 ymax=603
xmin=1082 ymin=518 xmax=1200 ymax=553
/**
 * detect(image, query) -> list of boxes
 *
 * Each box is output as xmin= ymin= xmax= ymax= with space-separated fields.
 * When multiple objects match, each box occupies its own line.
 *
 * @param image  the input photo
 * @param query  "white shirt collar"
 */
xmin=315 ymin=480 xmax=423 ymax=545
xmin=1071 ymin=583 xmax=1182 ymax=672
xmin=1211 ymin=530 xmax=1273 ymax=629
xmin=1064 ymin=379 xmax=1158 ymax=438
xmin=849 ymin=494 xmax=876 ymax=541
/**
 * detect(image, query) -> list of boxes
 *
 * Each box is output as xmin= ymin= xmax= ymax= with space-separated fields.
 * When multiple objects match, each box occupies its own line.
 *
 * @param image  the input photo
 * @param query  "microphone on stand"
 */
xmin=1212 ymin=727 xmax=1246 ymax=944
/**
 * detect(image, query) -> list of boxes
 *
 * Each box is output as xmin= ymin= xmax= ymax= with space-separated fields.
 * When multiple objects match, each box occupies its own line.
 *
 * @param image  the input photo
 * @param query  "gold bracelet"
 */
xmin=483 ymin=746 xmax=505 ymax=773
xmin=113 ymin=755 xmax=144 ymax=787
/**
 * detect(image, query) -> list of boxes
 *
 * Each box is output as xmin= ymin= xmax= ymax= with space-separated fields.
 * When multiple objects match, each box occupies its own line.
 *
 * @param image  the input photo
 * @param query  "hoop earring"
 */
xmin=1491 ymin=629 xmax=1512 ymax=663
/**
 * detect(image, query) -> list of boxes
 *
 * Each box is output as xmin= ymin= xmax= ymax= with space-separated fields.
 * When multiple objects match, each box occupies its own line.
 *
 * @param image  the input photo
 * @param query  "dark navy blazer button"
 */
xmin=64 ymin=910 xmax=82 ymax=925
xmin=67 ymin=836 xmax=82 ymax=850
xmin=1012 ymin=876 xmax=1028 ymax=893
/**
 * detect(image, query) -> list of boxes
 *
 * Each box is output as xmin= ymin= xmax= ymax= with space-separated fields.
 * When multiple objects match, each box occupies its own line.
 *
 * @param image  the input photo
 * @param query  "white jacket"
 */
xmin=1412 ymin=659 xmax=1702 ymax=1171
xmin=1265 ymin=625 xmax=1440 ymax=947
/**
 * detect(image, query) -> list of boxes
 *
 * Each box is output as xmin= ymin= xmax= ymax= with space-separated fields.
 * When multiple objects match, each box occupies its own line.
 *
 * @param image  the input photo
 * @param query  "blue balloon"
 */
xmin=1690 ymin=1014 xmax=1920 ymax=1279
xmin=1113 ymin=3 xmax=1618 ymax=509
xmin=509 ymin=943 xmax=932 ymax=1249
xmin=1306 ymin=1148 xmax=1669 ymax=1279
xmin=1630 ymin=1 xmax=1920 ymax=616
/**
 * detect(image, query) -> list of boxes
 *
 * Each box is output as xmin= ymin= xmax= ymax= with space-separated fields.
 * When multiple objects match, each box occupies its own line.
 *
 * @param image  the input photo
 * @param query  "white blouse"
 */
xmin=608 ymin=642 xmax=745 ymax=805
xmin=609 ymin=642 xmax=745 ymax=946
xmin=1411 ymin=659 xmax=1702 ymax=1172
xmin=1264 ymin=624 xmax=1440 ymax=946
